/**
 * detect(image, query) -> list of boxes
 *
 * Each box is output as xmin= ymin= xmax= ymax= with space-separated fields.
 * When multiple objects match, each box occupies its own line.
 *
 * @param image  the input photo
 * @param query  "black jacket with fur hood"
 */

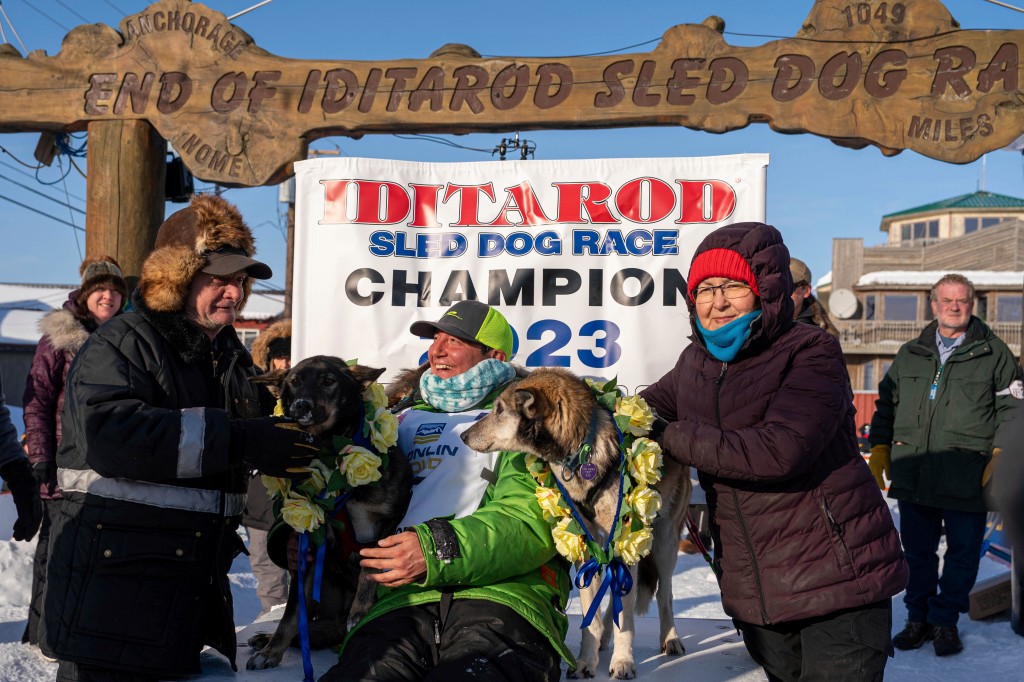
xmin=641 ymin=222 xmax=907 ymax=626
xmin=42 ymin=194 xmax=273 ymax=676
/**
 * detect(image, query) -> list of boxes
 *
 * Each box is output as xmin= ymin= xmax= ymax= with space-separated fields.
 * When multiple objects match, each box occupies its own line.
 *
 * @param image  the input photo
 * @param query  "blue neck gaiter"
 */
xmin=697 ymin=310 xmax=762 ymax=362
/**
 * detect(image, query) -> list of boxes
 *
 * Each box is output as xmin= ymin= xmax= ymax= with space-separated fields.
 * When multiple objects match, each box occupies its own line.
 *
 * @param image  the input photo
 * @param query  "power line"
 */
xmin=52 ymin=0 xmax=90 ymax=24
xmin=0 ymin=170 xmax=85 ymax=213
xmin=100 ymin=0 xmax=126 ymax=16
xmin=0 ymin=2 xmax=27 ymax=54
xmin=0 ymin=158 xmax=85 ymax=202
xmin=17 ymin=0 xmax=70 ymax=32
xmin=0 ymin=190 xmax=84 ymax=230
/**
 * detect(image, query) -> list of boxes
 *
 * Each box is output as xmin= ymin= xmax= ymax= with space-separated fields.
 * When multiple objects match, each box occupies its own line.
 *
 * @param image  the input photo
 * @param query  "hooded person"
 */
xmin=789 ymin=257 xmax=839 ymax=338
xmin=640 ymin=223 xmax=907 ymax=682
xmin=244 ymin=318 xmax=293 ymax=616
xmin=20 ymin=255 xmax=127 ymax=650
xmin=40 ymin=195 xmax=321 ymax=682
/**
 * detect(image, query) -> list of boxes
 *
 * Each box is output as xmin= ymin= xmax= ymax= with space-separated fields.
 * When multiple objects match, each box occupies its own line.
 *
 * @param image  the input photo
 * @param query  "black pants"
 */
xmin=23 ymin=500 xmax=60 ymax=645
xmin=320 ymin=599 xmax=562 ymax=682
xmin=736 ymin=599 xmax=893 ymax=682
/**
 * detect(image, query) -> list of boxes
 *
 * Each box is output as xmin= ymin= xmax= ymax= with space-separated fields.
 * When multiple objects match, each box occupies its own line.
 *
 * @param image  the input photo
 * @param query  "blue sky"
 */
xmin=0 ymin=0 xmax=1022 ymax=291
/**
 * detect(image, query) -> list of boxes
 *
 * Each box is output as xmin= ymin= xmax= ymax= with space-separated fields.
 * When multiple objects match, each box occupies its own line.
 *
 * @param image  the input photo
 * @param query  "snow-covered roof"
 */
xmin=0 ymin=283 xmax=72 ymax=345
xmin=858 ymin=271 xmax=1024 ymax=287
xmin=240 ymin=288 xmax=285 ymax=321
xmin=815 ymin=270 xmax=832 ymax=289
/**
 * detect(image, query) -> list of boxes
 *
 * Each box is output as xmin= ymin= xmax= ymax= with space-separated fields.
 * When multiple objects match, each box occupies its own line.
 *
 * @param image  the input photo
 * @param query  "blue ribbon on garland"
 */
xmin=552 ymin=421 xmax=631 ymax=629
xmin=296 ymin=490 xmax=353 ymax=682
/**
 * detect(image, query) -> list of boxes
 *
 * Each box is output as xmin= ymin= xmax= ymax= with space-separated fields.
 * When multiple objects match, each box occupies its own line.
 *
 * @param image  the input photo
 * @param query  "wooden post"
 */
xmin=85 ymin=120 xmax=166 ymax=290
xmin=284 ymin=200 xmax=295 ymax=319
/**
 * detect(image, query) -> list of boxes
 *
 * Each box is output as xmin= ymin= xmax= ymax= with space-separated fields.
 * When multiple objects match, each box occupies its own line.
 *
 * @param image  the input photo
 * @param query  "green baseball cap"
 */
xmin=410 ymin=300 xmax=514 ymax=360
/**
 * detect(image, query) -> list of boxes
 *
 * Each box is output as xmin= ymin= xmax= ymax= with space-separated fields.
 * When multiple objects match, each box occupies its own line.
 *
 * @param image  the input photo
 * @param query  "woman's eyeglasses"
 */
xmin=692 ymin=282 xmax=752 ymax=304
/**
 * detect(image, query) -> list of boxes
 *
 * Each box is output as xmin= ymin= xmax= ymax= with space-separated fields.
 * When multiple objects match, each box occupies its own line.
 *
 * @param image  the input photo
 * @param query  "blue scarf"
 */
xmin=697 ymin=310 xmax=762 ymax=362
xmin=419 ymin=359 xmax=517 ymax=412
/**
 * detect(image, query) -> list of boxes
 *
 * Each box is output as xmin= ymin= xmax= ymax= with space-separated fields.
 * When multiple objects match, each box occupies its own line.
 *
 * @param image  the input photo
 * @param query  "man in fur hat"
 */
xmin=40 ymin=195 xmax=321 ymax=682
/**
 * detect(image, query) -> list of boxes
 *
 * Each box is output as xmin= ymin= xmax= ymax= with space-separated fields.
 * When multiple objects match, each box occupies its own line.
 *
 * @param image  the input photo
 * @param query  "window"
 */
xmin=928 ymin=220 xmax=939 ymax=238
xmin=883 ymin=294 xmax=918 ymax=321
xmin=863 ymin=362 xmax=875 ymax=391
xmin=982 ymin=217 xmax=1002 ymax=229
xmin=965 ymin=217 xmax=978 ymax=233
xmin=881 ymin=361 xmax=892 ymax=378
xmin=995 ymin=295 xmax=1023 ymax=323
xmin=975 ymin=295 xmax=988 ymax=322
xmin=864 ymin=294 xmax=876 ymax=321
xmin=236 ymin=328 xmax=259 ymax=350
xmin=900 ymin=224 xmax=911 ymax=241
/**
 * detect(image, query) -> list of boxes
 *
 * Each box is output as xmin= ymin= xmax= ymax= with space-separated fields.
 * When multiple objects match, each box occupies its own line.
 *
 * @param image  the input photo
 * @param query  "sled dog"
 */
xmin=246 ymin=355 xmax=413 ymax=670
xmin=461 ymin=367 xmax=690 ymax=679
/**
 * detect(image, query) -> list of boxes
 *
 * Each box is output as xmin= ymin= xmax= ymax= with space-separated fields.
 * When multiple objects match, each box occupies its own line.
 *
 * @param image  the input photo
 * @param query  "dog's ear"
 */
xmin=513 ymin=388 xmax=542 ymax=420
xmin=348 ymin=364 xmax=387 ymax=390
xmin=250 ymin=368 xmax=288 ymax=386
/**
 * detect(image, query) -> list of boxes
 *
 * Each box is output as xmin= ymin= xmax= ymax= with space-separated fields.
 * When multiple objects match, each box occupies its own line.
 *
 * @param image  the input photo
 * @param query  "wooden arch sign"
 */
xmin=0 ymin=0 xmax=1020 ymax=188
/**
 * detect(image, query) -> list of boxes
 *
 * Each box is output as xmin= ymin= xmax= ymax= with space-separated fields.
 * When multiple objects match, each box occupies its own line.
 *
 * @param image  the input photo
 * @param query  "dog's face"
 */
xmin=258 ymin=356 xmax=385 ymax=437
xmin=462 ymin=368 xmax=591 ymax=462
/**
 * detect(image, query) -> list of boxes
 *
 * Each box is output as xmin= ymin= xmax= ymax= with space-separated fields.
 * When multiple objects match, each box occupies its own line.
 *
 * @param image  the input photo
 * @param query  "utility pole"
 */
xmin=281 ymin=147 xmax=339 ymax=318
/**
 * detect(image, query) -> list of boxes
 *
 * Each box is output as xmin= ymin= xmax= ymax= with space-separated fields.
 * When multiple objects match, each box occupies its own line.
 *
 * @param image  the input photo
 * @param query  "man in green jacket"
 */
xmin=869 ymin=273 xmax=1022 ymax=657
xmin=320 ymin=300 xmax=572 ymax=682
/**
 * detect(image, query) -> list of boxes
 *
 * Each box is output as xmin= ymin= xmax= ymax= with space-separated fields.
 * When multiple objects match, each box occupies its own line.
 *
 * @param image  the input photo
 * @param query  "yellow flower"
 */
xmin=552 ymin=517 xmax=587 ymax=563
xmin=363 ymin=382 xmax=388 ymax=412
xmin=339 ymin=445 xmax=383 ymax=487
xmin=628 ymin=438 xmax=663 ymax=486
xmin=616 ymin=395 xmax=655 ymax=437
xmin=302 ymin=458 xmax=332 ymax=491
xmin=626 ymin=485 xmax=662 ymax=524
xmin=535 ymin=486 xmax=569 ymax=521
xmin=280 ymin=494 xmax=325 ymax=533
xmin=368 ymin=407 xmax=399 ymax=451
xmin=615 ymin=526 xmax=654 ymax=565
xmin=525 ymin=453 xmax=539 ymax=470
xmin=260 ymin=475 xmax=291 ymax=500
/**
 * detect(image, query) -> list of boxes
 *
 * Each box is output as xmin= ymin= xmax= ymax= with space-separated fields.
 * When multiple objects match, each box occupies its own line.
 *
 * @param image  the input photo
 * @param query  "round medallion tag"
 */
xmin=579 ymin=462 xmax=598 ymax=480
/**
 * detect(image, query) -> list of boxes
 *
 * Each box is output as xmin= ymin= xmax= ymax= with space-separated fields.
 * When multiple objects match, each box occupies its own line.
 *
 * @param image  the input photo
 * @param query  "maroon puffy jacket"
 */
xmin=22 ymin=292 xmax=94 ymax=500
xmin=641 ymin=222 xmax=907 ymax=625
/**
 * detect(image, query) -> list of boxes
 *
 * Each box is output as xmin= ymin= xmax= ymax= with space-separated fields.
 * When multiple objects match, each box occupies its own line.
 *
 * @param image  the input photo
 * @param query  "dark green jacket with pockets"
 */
xmin=870 ymin=317 xmax=1022 ymax=513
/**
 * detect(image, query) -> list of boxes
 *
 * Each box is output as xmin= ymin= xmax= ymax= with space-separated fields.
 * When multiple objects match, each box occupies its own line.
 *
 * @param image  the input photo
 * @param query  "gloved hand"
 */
xmin=32 ymin=460 xmax=58 ymax=496
xmin=982 ymin=447 xmax=1001 ymax=488
xmin=649 ymin=416 xmax=669 ymax=444
xmin=868 ymin=444 xmax=891 ymax=490
xmin=1 ymin=458 xmax=43 ymax=542
xmin=233 ymin=417 xmax=322 ymax=479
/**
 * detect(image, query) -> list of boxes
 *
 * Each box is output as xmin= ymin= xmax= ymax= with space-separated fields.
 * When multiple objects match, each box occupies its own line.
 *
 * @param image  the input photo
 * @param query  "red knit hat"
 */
xmin=687 ymin=248 xmax=760 ymax=301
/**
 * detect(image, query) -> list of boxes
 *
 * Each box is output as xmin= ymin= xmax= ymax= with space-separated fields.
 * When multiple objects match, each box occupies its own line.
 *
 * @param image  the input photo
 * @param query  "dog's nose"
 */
xmin=290 ymin=398 xmax=313 ymax=417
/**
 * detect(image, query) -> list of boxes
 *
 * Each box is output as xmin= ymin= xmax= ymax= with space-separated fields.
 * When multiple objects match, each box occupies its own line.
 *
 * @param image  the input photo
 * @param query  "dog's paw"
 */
xmin=246 ymin=633 xmax=271 ymax=650
xmin=608 ymin=656 xmax=636 ymax=679
xmin=566 ymin=667 xmax=596 ymax=679
xmin=662 ymin=636 xmax=685 ymax=656
xmin=246 ymin=650 xmax=285 ymax=671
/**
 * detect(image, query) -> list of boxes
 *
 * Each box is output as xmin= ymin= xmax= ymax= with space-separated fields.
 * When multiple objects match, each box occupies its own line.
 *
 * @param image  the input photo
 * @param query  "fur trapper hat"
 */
xmin=250 ymin=319 xmax=292 ymax=370
xmin=139 ymin=194 xmax=271 ymax=313
xmin=76 ymin=255 xmax=127 ymax=310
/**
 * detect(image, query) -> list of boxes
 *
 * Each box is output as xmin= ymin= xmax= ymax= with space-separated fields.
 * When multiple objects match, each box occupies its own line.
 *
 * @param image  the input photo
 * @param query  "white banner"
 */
xmin=293 ymin=154 xmax=768 ymax=393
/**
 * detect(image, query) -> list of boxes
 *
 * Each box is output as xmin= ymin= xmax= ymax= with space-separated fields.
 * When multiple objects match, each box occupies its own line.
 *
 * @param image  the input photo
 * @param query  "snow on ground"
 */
xmin=0 ymin=500 xmax=1020 ymax=681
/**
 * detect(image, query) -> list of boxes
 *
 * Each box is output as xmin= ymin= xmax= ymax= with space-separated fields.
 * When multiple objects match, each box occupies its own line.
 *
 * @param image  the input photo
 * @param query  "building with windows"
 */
xmin=819 ymin=191 xmax=1024 ymax=416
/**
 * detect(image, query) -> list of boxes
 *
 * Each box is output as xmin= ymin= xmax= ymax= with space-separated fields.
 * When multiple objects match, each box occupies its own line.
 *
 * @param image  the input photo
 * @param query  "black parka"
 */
xmin=641 ymin=222 xmax=907 ymax=625
xmin=41 ymin=290 xmax=272 ymax=676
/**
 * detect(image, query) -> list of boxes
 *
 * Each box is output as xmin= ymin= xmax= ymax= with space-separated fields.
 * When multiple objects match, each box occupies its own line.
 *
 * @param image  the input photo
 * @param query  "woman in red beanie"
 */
xmin=641 ymin=222 xmax=907 ymax=682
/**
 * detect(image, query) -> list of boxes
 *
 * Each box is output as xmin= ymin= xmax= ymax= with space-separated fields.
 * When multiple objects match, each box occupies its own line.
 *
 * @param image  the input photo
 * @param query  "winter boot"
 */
xmin=892 ymin=620 xmax=933 ymax=650
xmin=932 ymin=625 xmax=963 ymax=656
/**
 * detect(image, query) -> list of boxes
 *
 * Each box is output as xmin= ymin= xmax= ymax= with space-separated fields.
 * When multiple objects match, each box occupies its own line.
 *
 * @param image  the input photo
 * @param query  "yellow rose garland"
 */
xmin=525 ymin=377 xmax=664 ymax=566
xmin=263 ymin=380 xmax=398 ymax=546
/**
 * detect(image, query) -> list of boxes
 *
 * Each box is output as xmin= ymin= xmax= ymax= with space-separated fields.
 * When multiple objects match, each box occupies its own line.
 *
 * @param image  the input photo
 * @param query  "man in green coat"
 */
xmin=869 ymin=273 xmax=1022 ymax=657
xmin=320 ymin=300 xmax=572 ymax=682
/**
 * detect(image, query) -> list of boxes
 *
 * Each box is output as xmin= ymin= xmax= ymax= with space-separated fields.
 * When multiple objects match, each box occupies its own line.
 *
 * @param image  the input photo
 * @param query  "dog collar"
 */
xmin=560 ymin=410 xmax=601 ymax=482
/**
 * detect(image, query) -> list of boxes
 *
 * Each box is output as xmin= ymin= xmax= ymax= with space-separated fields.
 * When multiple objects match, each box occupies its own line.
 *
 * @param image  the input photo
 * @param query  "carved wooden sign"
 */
xmin=0 ymin=0 xmax=1019 ymax=187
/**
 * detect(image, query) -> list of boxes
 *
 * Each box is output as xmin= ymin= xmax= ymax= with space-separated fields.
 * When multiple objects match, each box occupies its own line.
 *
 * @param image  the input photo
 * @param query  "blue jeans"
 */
xmin=898 ymin=500 xmax=986 ymax=627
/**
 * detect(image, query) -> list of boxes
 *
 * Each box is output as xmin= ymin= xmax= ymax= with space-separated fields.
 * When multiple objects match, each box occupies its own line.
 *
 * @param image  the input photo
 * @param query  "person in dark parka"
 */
xmin=20 ymin=255 xmax=127 ymax=649
xmin=1 ymin=371 xmax=42 ymax=543
xmin=641 ymin=222 xmax=907 ymax=682
xmin=40 ymin=195 xmax=321 ymax=682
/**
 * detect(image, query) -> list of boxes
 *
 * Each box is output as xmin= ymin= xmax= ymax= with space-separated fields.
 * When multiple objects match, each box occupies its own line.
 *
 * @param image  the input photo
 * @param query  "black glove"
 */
xmin=649 ymin=416 xmax=669 ymax=444
xmin=32 ymin=461 xmax=58 ymax=496
xmin=232 ymin=417 xmax=322 ymax=479
xmin=1 ymin=458 xmax=43 ymax=542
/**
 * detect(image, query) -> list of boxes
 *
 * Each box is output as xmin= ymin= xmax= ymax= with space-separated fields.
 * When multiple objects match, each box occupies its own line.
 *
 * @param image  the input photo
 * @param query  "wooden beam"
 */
xmin=85 ymin=119 xmax=167 ymax=286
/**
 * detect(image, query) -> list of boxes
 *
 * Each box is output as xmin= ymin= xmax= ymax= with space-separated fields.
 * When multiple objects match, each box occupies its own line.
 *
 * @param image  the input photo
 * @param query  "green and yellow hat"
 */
xmin=410 ymin=300 xmax=514 ymax=360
